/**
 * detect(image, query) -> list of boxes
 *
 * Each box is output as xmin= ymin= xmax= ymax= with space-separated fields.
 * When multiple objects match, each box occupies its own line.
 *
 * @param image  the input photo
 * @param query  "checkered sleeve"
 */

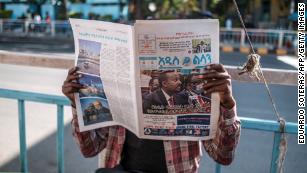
xmin=203 ymin=104 xmax=241 ymax=165
xmin=71 ymin=107 xmax=109 ymax=158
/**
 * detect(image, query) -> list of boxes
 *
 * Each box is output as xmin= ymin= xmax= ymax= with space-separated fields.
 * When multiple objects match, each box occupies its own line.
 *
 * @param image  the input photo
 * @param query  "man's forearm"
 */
xmin=71 ymin=107 xmax=109 ymax=157
xmin=203 ymin=105 xmax=241 ymax=165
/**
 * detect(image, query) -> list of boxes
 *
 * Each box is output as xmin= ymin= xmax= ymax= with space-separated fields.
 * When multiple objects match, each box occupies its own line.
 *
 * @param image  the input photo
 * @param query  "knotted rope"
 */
xmin=232 ymin=0 xmax=288 ymax=172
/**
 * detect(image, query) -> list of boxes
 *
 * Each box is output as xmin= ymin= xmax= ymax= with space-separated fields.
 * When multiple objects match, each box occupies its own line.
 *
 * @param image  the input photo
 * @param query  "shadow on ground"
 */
xmin=0 ymin=124 xmax=97 ymax=173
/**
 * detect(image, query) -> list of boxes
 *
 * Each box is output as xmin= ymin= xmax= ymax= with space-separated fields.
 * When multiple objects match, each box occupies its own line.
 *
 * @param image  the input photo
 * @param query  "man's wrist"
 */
xmin=220 ymin=95 xmax=235 ymax=110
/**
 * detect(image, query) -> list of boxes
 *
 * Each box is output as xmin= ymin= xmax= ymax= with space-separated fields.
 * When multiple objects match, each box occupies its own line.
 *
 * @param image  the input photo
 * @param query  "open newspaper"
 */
xmin=70 ymin=18 xmax=220 ymax=141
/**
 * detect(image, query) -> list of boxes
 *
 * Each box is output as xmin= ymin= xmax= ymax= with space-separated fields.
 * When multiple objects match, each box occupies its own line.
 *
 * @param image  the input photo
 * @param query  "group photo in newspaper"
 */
xmin=70 ymin=18 xmax=220 ymax=141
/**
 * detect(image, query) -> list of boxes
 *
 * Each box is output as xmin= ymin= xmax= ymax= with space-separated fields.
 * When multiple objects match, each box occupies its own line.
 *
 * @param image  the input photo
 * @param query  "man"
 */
xmin=143 ymin=70 xmax=188 ymax=114
xmin=62 ymin=64 xmax=240 ymax=173
xmin=196 ymin=41 xmax=205 ymax=53
xmin=142 ymin=77 xmax=160 ymax=98
xmin=182 ymin=74 xmax=211 ymax=113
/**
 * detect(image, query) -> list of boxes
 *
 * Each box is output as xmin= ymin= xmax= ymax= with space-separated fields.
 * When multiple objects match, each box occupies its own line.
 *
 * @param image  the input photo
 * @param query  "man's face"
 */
xmin=151 ymin=79 xmax=160 ymax=92
xmin=188 ymin=75 xmax=205 ymax=94
xmin=162 ymin=72 xmax=182 ymax=94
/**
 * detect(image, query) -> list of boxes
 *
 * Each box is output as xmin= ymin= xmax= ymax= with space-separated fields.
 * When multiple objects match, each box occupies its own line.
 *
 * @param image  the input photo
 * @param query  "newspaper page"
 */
xmin=134 ymin=19 xmax=220 ymax=140
xmin=70 ymin=19 xmax=139 ymax=133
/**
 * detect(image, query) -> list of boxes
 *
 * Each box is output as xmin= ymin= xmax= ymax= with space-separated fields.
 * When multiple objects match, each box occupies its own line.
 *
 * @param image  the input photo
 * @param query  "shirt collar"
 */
xmin=161 ymin=88 xmax=171 ymax=102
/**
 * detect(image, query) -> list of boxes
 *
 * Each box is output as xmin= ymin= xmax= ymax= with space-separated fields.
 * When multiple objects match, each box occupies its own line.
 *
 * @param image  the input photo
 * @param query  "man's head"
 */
xmin=186 ymin=74 xmax=204 ymax=93
xmin=149 ymin=77 xmax=159 ymax=92
xmin=159 ymin=71 xmax=182 ymax=95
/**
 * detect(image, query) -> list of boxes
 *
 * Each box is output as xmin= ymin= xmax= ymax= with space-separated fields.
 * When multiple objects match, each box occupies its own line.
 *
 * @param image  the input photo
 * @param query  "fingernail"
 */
xmin=204 ymin=90 xmax=207 ymax=94
xmin=205 ymin=65 xmax=211 ymax=70
xmin=204 ymin=80 xmax=207 ymax=84
xmin=78 ymin=74 xmax=82 ymax=78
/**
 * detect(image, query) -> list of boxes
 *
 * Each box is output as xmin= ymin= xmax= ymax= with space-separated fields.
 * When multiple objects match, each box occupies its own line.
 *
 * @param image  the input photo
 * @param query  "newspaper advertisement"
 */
xmin=135 ymin=20 xmax=220 ymax=140
xmin=70 ymin=18 xmax=220 ymax=141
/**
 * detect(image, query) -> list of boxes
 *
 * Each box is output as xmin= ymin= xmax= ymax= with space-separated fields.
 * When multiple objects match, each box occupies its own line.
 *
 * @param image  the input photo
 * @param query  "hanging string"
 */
xmin=231 ymin=0 xmax=287 ymax=172
xmin=232 ymin=0 xmax=255 ymax=54
xmin=232 ymin=0 xmax=282 ymax=122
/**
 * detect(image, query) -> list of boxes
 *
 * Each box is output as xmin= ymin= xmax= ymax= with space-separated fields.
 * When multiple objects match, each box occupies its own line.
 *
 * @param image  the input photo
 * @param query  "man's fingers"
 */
xmin=65 ymin=73 xmax=82 ymax=83
xmin=62 ymin=83 xmax=84 ymax=89
xmin=68 ymin=66 xmax=79 ymax=75
xmin=205 ymin=83 xmax=229 ymax=94
xmin=62 ymin=87 xmax=80 ymax=94
xmin=203 ymin=79 xmax=230 ymax=90
xmin=202 ymin=71 xmax=230 ymax=80
xmin=205 ymin=64 xmax=225 ymax=72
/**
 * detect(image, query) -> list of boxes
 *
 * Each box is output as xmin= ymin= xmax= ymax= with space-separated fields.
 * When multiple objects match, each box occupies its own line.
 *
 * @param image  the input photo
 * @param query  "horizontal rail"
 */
xmin=0 ymin=88 xmax=70 ymax=106
xmin=240 ymin=117 xmax=299 ymax=134
xmin=225 ymin=65 xmax=300 ymax=86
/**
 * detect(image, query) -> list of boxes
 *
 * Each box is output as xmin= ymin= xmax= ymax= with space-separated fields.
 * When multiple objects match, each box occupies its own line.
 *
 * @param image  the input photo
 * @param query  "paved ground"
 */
xmin=0 ymin=63 xmax=304 ymax=173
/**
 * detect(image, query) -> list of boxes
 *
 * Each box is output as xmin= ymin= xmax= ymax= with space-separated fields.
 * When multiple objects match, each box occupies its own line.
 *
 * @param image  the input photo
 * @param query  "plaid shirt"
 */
xmin=71 ymin=105 xmax=240 ymax=173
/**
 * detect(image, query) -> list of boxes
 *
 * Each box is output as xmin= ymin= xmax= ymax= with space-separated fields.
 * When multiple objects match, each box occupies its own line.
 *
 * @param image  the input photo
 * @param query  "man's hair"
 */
xmin=184 ymin=74 xmax=196 ymax=89
xmin=158 ymin=70 xmax=175 ymax=87
xmin=148 ymin=77 xmax=158 ymax=86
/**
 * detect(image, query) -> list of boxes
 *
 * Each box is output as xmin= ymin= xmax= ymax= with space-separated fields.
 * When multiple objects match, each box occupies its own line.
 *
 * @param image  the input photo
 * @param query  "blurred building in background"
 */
xmin=0 ymin=0 xmax=129 ymax=21
xmin=0 ymin=0 xmax=300 ymax=29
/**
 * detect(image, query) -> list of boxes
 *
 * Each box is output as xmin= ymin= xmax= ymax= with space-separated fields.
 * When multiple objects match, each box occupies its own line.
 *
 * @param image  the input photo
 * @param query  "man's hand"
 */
xmin=202 ymin=64 xmax=235 ymax=109
xmin=62 ymin=67 xmax=84 ymax=107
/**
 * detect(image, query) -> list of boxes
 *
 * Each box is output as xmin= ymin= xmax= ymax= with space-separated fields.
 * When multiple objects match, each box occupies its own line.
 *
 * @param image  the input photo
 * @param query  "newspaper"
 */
xmin=70 ymin=18 xmax=220 ymax=141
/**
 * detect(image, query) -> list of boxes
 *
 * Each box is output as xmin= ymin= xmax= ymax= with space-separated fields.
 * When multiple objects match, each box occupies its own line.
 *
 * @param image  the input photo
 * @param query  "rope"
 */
xmin=232 ymin=0 xmax=256 ymax=54
xmin=276 ymin=118 xmax=287 ymax=173
xmin=231 ymin=1 xmax=287 ymax=172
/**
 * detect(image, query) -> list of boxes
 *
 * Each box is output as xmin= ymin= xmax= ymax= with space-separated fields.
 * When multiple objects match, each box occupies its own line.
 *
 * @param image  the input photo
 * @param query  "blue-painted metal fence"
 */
xmin=0 ymin=88 xmax=305 ymax=173
xmin=0 ymin=88 xmax=70 ymax=173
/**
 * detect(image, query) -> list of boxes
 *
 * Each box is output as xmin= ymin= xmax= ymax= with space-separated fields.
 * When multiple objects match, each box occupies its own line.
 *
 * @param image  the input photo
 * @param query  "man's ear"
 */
xmin=162 ymin=80 xmax=167 ymax=88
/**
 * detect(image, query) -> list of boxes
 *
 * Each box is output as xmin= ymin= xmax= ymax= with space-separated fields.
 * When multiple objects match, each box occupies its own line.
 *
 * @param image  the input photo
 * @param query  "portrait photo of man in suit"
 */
xmin=142 ymin=70 xmax=189 ymax=114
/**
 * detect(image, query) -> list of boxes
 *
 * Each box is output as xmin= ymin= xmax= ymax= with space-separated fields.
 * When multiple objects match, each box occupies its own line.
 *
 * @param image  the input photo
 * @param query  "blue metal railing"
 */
xmin=0 ymin=88 xmax=305 ymax=173
xmin=0 ymin=88 xmax=70 ymax=173
xmin=215 ymin=117 xmax=299 ymax=173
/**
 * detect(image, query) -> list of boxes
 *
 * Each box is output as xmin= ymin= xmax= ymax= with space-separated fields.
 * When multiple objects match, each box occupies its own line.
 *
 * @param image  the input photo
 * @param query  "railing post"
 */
xmin=25 ymin=20 xmax=29 ymax=35
xmin=0 ymin=19 xmax=3 ymax=33
xmin=215 ymin=163 xmax=221 ymax=173
xmin=240 ymin=29 xmax=245 ymax=47
xmin=57 ymin=104 xmax=64 ymax=173
xmin=270 ymin=132 xmax=281 ymax=173
xmin=278 ymin=31 xmax=284 ymax=49
xmin=51 ymin=21 xmax=55 ymax=37
xmin=18 ymin=99 xmax=28 ymax=173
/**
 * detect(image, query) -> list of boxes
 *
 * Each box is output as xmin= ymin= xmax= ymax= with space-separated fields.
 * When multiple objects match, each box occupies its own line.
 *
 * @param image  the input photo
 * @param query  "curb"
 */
xmin=0 ymin=51 xmax=74 ymax=69
xmin=221 ymin=46 xmax=290 ymax=56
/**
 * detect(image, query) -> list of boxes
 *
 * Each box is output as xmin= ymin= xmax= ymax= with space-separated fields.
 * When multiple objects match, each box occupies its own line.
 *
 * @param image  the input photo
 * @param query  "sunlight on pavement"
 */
xmin=277 ymin=55 xmax=299 ymax=69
